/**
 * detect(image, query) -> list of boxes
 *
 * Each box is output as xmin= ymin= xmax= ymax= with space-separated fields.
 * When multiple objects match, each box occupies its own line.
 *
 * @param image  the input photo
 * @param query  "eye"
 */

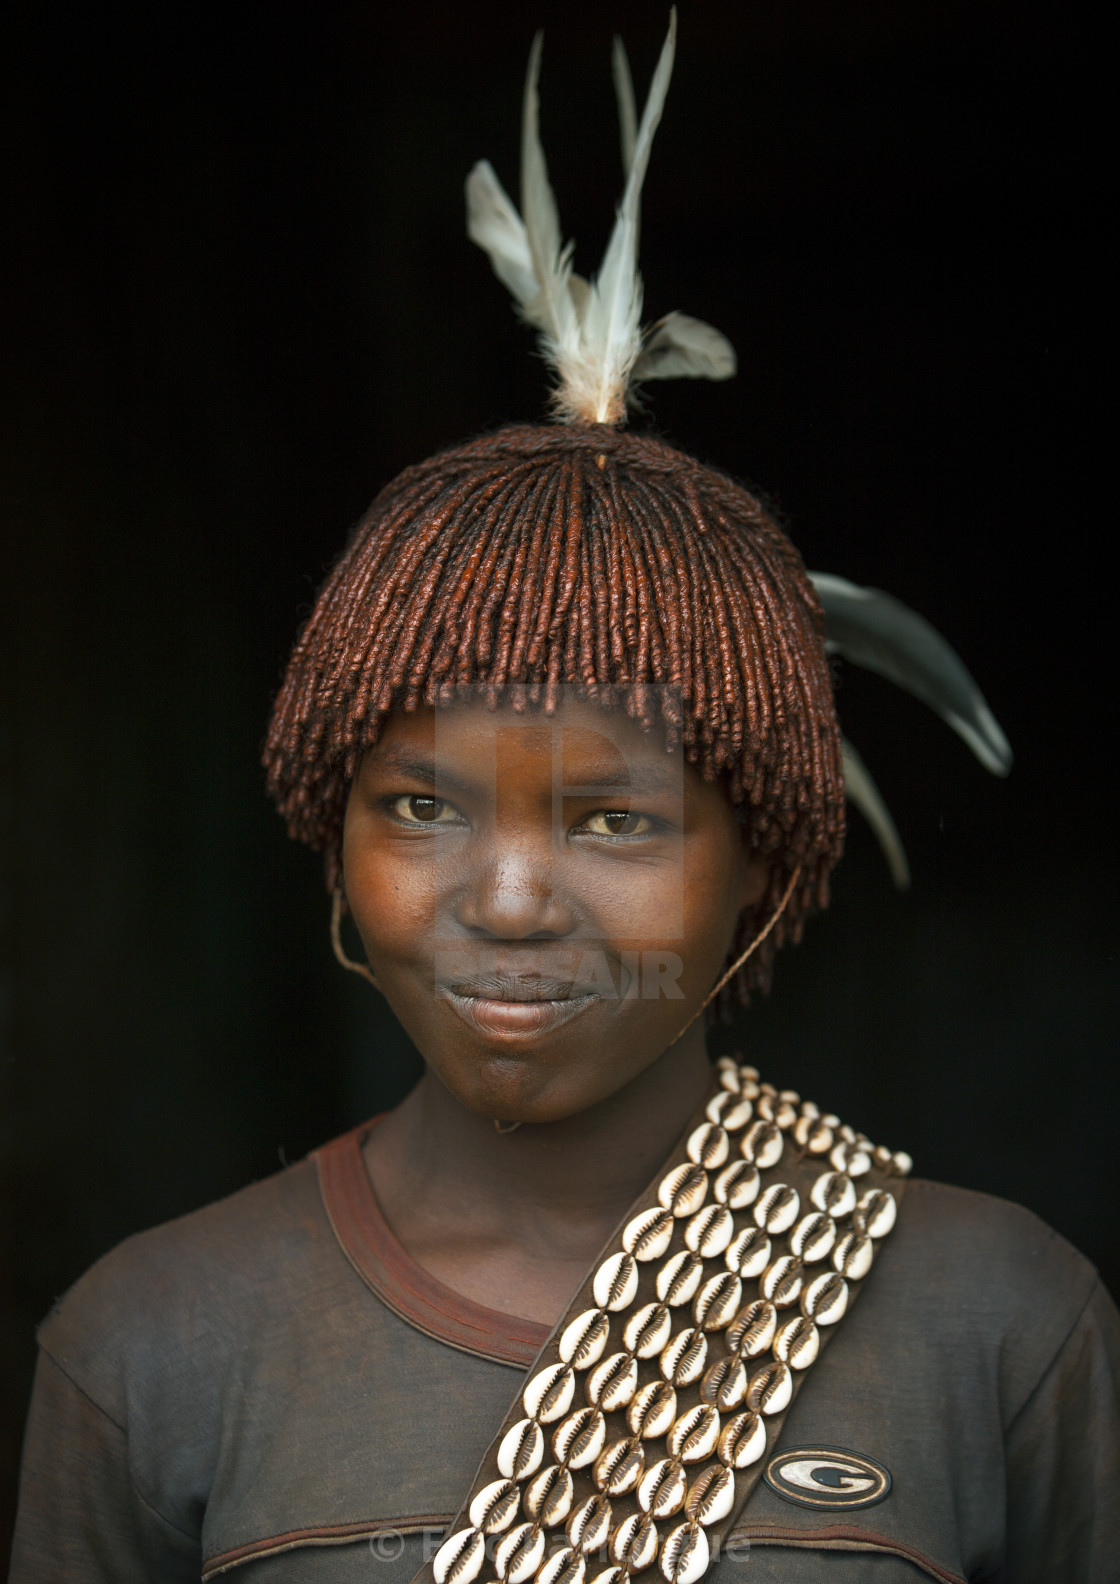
xmin=578 ymin=809 xmax=655 ymax=837
xmin=389 ymin=794 xmax=463 ymax=825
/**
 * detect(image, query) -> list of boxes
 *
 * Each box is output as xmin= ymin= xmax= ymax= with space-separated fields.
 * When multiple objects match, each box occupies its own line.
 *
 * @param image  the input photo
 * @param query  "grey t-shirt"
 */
xmin=9 ymin=1120 xmax=1120 ymax=1582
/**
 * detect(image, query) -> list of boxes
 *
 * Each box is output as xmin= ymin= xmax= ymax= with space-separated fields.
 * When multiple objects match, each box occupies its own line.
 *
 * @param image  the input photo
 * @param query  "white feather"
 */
xmin=519 ymin=33 xmax=582 ymax=381
xmin=465 ymin=9 xmax=737 ymax=424
xmin=612 ymin=35 xmax=638 ymax=174
xmin=575 ymin=12 xmax=678 ymax=424
xmin=465 ymin=160 xmax=539 ymax=309
xmin=633 ymin=311 xmax=737 ymax=381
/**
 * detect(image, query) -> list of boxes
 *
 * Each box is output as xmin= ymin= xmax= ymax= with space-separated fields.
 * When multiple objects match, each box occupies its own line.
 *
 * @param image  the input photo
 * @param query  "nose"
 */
xmin=455 ymin=849 xmax=577 ymax=940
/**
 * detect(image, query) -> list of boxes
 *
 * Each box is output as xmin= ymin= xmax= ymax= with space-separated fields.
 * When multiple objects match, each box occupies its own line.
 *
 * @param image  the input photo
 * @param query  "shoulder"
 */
xmin=37 ymin=1146 xmax=338 ymax=1423
xmin=895 ymin=1176 xmax=1099 ymax=1303
xmin=862 ymin=1175 xmax=1109 ymax=1421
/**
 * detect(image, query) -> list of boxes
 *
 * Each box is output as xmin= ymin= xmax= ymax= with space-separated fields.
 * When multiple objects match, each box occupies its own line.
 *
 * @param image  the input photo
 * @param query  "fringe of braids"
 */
xmin=264 ymin=424 xmax=845 ymax=1009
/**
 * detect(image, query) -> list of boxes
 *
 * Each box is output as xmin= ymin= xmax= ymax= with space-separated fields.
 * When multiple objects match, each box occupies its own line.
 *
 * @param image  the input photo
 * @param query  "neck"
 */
xmin=362 ymin=1026 xmax=714 ymax=1323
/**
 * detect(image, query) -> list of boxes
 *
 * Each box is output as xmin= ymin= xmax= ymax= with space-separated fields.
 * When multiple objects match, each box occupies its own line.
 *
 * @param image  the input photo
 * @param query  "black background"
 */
xmin=1 ymin=0 xmax=1113 ymax=1558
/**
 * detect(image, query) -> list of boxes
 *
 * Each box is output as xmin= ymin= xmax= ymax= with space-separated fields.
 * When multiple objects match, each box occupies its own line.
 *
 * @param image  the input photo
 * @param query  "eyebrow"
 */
xmin=364 ymin=747 xmax=478 ymax=798
xmin=559 ymin=763 xmax=681 ymax=797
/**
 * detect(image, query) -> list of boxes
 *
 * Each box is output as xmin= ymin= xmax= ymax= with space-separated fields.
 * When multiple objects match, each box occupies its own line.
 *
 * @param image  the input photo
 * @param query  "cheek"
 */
xmin=342 ymin=831 xmax=437 ymax=967
xmin=680 ymin=838 xmax=749 ymax=955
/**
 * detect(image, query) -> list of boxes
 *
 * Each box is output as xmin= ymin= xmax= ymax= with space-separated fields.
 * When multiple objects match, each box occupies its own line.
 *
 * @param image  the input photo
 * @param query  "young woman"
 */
xmin=11 ymin=18 xmax=1118 ymax=1584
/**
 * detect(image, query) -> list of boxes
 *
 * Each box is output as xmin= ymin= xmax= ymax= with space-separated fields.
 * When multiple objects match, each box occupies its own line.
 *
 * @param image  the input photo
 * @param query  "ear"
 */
xmin=739 ymin=856 xmax=769 ymax=911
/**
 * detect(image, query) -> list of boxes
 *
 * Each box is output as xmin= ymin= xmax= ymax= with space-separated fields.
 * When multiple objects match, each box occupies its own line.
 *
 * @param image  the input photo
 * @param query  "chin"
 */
xmin=443 ymin=1036 xmax=652 ymax=1129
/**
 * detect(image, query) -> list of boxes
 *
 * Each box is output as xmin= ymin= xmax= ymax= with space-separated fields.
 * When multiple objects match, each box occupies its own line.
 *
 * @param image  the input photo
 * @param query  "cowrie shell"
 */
xmin=773 ymin=1314 xmax=820 ymax=1369
xmin=558 ymin=1309 xmax=610 ymax=1369
xmin=686 ymin=1122 xmax=729 ymax=1169
xmin=537 ymin=1548 xmax=586 ymax=1584
xmin=892 ymin=1150 xmax=914 ymax=1177
xmin=712 ymin=1159 xmax=757 ymax=1203
xmin=656 ymin=1249 xmax=704 ymax=1307
xmin=789 ymin=1210 xmax=836 ymax=1263
xmin=724 ymin=1225 xmax=771 ymax=1278
xmin=684 ymin=1203 xmax=734 ymax=1257
xmin=810 ymin=1170 xmax=856 ymax=1219
xmin=759 ymin=1255 xmax=805 ymax=1308
xmin=833 ymin=1230 xmax=874 ymax=1281
xmin=523 ymin=1364 xmax=576 ymax=1424
xmin=433 ymin=1527 xmax=485 ymax=1584
xmin=830 ymin=1140 xmax=871 ymax=1178
xmin=586 ymin=1570 xmax=626 ymax=1584
xmin=470 ymin=1479 xmax=521 ymax=1535
xmin=855 ymin=1188 xmax=897 ymax=1239
xmin=525 ymin=1464 xmax=574 ymax=1527
xmin=692 ymin=1270 xmax=742 ymax=1331
xmin=713 ymin=1159 xmax=760 ymax=1209
xmin=592 ymin=1436 xmax=644 ymax=1496
xmin=497 ymin=1419 xmax=544 ymax=1480
xmin=666 ymin=1404 xmax=720 ymax=1463
xmin=752 ymin=1183 xmax=800 ymax=1235
xmin=566 ymin=1494 xmax=613 ymax=1554
xmin=717 ymin=1410 xmax=766 ymax=1470
xmin=494 ymin=1523 xmax=545 ymax=1584
xmin=627 ymin=1380 xmax=677 ymax=1440
xmin=726 ymin=1299 xmax=777 ymax=1357
xmin=747 ymin=1360 xmax=793 ymax=1415
xmin=623 ymin=1208 xmax=675 ymax=1262
xmin=637 ymin=1456 xmax=687 ymax=1519
xmin=660 ymin=1328 xmax=708 ymax=1387
xmin=698 ymin=1354 xmax=748 ymax=1411
xmin=623 ymin=1303 xmax=673 ymax=1359
xmin=794 ymin=1115 xmax=834 ymax=1153
xmin=593 ymin=1251 xmax=639 ymax=1312
xmin=755 ymin=1092 xmax=798 ymax=1130
xmin=685 ymin=1465 xmax=735 ymax=1527
xmin=717 ymin=1061 xmax=741 ymax=1093
xmin=801 ymin=1270 xmax=850 ymax=1325
xmin=553 ymin=1408 xmax=606 ymax=1470
xmin=705 ymin=1092 xmax=754 ymax=1131
xmin=659 ymin=1521 xmax=709 ymax=1584
xmin=658 ymin=1164 xmax=708 ymax=1218
xmin=740 ymin=1120 xmax=783 ymax=1170
xmin=586 ymin=1352 xmax=638 ymax=1412
xmin=610 ymin=1512 xmax=659 ymax=1572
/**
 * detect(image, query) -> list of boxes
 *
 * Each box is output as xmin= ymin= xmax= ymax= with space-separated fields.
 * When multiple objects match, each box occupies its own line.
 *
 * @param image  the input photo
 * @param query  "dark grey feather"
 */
xmin=809 ymin=572 xmax=1012 ymax=776
xmin=841 ymin=736 xmax=910 ymax=889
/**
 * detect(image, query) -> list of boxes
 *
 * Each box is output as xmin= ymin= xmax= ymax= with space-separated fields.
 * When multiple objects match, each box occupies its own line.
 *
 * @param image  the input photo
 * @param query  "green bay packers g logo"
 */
xmin=764 ymin=1445 xmax=892 ymax=1511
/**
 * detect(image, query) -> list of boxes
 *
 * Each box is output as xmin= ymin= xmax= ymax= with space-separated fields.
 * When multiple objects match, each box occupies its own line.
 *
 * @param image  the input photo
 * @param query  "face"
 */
xmin=342 ymin=694 xmax=767 ymax=1125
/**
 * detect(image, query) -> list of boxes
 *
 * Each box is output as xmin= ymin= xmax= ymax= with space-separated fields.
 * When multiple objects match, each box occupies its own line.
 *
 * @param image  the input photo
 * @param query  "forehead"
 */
xmin=367 ymin=692 xmax=688 ymax=794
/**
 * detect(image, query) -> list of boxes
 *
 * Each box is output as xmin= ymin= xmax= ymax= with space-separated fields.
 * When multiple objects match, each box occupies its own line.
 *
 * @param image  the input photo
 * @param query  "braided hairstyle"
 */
xmin=264 ymin=422 xmax=845 ymax=1007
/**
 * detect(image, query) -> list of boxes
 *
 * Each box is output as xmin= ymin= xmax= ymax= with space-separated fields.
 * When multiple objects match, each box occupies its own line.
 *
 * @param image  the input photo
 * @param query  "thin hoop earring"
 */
xmin=330 ymin=887 xmax=380 ymax=989
xmin=668 ymin=863 xmax=802 ymax=1048
xmin=493 ymin=1118 xmax=523 ymax=1134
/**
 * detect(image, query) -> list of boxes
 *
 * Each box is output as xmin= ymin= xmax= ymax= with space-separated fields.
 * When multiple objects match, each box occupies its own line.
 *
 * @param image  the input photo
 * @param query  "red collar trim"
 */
xmin=314 ymin=1121 xmax=550 ymax=1369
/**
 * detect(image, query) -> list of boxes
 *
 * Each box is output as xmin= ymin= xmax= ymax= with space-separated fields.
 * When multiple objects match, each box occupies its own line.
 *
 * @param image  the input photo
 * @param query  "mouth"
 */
xmin=438 ymin=973 xmax=600 ymax=1039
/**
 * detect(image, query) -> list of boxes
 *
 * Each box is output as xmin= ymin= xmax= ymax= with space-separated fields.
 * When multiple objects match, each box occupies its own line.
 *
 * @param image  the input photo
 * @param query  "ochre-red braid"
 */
xmin=263 ymin=424 xmax=845 ymax=1003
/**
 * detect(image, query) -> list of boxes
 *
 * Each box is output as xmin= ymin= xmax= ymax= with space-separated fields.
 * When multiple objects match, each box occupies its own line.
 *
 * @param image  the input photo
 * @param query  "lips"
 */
xmin=437 ymin=969 xmax=599 ymax=1039
xmin=443 ymin=990 xmax=598 ymax=1038
xmin=434 ymin=958 xmax=610 ymax=1039
xmin=441 ymin=970 xmax=593 ymax=1001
